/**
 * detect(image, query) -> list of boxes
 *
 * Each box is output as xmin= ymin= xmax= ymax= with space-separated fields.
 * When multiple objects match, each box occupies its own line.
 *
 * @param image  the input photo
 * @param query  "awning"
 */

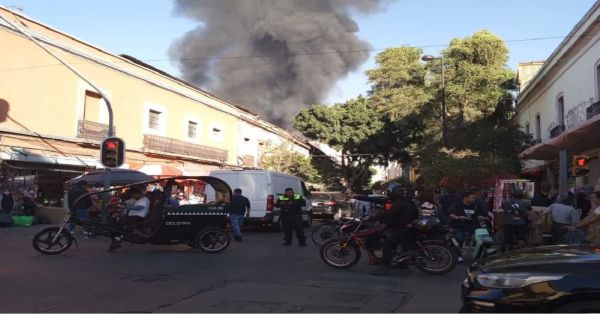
xmin=0 ymin=133 xmax=98 ymax=167
xmin=520 ymin=113 xmax=600 ymax=160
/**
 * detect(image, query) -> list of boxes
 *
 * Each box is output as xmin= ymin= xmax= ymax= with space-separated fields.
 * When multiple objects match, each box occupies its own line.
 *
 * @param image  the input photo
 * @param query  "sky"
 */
xmin=1 ymin=0 xmax=597 ymax=105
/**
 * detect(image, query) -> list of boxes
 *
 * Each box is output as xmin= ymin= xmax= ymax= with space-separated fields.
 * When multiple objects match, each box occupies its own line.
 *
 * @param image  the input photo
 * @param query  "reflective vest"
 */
xmin=279 ymin=194 xmax=302 ymax=201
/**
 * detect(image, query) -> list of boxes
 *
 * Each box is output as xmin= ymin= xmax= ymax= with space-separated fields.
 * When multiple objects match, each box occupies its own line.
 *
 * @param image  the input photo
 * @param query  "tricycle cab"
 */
xmin=151 ymin=203 xmax=229 ymax=244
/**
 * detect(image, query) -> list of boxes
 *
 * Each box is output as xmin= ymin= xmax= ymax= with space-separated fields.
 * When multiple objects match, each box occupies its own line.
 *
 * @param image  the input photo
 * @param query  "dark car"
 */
xmin=310 ymin=192 xmax=348 ymax=218
xmin=461 ymin=245 xmax=600 ymax=313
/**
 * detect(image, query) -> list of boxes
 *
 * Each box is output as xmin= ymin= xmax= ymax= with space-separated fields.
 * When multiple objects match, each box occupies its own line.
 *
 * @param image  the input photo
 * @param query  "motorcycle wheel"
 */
xmin=319 ymin=237 xmax=361 ymax=269
xmin=195 ymin=227 xmax=231 ymax=254
xmin=32 ymin=227 xmax=73 ymax=255
xmin=415 ymin=241 xmax=457 ymax=275
xmin=311 ymin=223 xmax=340 ymax=246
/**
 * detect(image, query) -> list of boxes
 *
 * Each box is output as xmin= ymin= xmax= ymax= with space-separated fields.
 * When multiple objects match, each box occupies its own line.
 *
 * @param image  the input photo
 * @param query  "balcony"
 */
xmin=143 ymin=134 xmax=228 ymax=162
xmin=77 ymin=120 xmax=115 ymax=142
xmin=530 ymin=139 xmax=542 ymax=146
xmin=587 ymin=100 xmax=600 ymax=120
xmin=549 ymin=124 xmax=565 ymax=138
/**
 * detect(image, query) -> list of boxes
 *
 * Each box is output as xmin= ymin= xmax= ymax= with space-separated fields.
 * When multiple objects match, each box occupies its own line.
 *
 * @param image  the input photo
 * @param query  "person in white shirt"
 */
xmin=108 ymin=188 xmax=150 ymax=252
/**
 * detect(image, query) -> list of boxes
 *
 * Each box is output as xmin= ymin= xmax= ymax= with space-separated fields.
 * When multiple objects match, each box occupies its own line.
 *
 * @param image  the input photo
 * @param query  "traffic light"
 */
xmin=572 ymin=155 xmax=590 ymax=177
xmin=101 ymin=137 xmax=125 ymax=168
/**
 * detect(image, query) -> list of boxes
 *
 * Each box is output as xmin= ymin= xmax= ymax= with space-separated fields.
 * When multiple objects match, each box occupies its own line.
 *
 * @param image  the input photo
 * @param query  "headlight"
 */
xmin=476 ymin=273 xmax=565 ymax=289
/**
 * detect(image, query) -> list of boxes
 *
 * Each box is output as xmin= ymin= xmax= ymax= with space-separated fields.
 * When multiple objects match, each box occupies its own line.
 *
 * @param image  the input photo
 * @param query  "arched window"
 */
xmin=556 ymin=95 xmax=565 ymax=127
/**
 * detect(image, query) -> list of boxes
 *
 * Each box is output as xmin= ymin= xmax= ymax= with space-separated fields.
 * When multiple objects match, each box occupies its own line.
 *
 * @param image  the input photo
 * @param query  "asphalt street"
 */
xmin=0 ymin=224 xmax=466 ymax=313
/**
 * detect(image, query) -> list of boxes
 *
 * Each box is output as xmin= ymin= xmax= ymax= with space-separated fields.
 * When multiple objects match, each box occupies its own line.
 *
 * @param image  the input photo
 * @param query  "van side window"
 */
xmin=301 ymin=182 xmax=310 ymax=198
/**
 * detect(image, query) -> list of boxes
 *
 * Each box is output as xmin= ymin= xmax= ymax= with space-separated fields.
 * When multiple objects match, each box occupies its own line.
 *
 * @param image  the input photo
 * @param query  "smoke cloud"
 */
xmin=170 ymin=0 xmax=390 ymax=127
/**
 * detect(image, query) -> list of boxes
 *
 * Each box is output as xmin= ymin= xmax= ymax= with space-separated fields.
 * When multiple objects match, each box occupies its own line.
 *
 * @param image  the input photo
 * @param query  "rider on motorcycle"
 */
xmin=365 ymin=183 xmax=420 ymax=276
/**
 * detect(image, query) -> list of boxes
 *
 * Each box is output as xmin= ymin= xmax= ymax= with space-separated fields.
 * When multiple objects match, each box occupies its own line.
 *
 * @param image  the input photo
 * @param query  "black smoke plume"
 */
xmin=170 ymin=0 xmax=391 ymax=127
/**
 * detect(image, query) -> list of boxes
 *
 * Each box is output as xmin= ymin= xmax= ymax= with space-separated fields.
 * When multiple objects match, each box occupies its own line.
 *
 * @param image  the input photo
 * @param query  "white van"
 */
xmin=207 ymin=169 xmax=313 ymax=230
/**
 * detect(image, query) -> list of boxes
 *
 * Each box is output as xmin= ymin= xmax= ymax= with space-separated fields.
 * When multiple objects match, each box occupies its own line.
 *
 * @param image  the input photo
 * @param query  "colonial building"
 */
xmin=0 ymin=7 xmax=309 ymax=205
xmin=517 ymin=0 xmax=600 ymax=195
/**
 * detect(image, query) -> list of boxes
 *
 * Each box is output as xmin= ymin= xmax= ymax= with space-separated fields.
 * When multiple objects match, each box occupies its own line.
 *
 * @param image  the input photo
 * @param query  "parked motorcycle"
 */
xmin=319 ymin=216 xmax=458 ymax=274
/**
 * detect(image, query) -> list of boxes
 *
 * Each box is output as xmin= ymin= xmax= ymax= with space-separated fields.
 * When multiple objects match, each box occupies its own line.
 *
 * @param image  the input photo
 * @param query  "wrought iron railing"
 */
xmin=549 ymin=124 xmax=565 ymax=138
xmin=77 ymin=120 xmax=115 ymax=141
xmin=587 ymin=100 xmax=600 ymax=120
xmin=143 ymin=134 xmax=228 ymax=162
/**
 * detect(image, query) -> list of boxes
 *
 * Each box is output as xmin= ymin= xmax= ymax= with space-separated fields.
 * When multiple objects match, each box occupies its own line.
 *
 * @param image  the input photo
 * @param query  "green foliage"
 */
xmin=367 ymin=47 xmax=432 ymax=120
xmin=260 ymin=143 xmax=319 ymax=183
xmin=442 ymin=30 xmax=516 ymax=129
xmin=294 ymin=30 xmax=531 ymax=193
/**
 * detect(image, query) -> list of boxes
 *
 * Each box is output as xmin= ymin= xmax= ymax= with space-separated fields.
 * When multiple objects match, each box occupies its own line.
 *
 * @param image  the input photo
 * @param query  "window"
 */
xmin=148 ymin=110 xmax=161 ymax=130
xmin=244 ymin=137 xmax=251 ymax=142
xmin=83 ymin=90 xmax=101 ymax=122
xmin=211 ymin=124 xmax=224 ymax=142
xmin=535 ymin=114 xmax=541 ymax=140
xmin=187 ymin=121 xmax=198 ymax=139
xmin=525 ymin=123 xmax=530 ymax=135
xmin=557 ymin=96 xmax=565 ymax=127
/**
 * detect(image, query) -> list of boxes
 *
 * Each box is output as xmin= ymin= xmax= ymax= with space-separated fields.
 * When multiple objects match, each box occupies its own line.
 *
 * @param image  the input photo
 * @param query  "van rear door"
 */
xmin=236 ymin=172 xmax=269 ymax=218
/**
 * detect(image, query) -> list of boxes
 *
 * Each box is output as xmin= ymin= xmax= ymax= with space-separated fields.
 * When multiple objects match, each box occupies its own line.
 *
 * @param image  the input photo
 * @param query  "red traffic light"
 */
xmin=576 ymin=158 xmax=589 ymax=167
xmin=105 ymin=141 xmax=118 ymax=150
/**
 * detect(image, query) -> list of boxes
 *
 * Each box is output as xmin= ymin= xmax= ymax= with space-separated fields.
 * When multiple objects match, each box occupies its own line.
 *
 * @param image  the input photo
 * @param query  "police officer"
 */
xmin=275 ymin=187 xmax=307 ymax=246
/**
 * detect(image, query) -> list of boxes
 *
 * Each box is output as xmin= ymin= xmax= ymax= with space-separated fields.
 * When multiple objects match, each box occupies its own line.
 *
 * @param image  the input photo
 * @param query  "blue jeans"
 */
xmin=229 ymin=214 xmax=245 ymax=239
xmin=68 ymin=208 xmax=90 ymax=232
xmin=453 ymin=228 xmax=467 ymax=248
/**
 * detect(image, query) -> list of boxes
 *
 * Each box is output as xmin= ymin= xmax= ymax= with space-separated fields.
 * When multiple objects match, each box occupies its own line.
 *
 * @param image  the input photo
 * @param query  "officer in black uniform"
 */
xmin=275 ymin=187 xmax=307 ymax=246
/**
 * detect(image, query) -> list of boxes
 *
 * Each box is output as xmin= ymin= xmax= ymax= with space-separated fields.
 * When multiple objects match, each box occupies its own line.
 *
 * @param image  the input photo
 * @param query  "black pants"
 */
xmin=281 ymin=214 xmax=306 ymax=244
xmin=502 ymin=224 xmax=526 ymax=251
xmin=382 ymin=228 xmax=415 ymax=267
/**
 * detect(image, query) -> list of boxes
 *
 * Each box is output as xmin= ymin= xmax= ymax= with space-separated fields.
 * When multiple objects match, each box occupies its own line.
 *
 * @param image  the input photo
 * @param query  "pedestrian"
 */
xmin=1 ymin=190 xmax=14 ymax=212
xmin=578 ymin=191 xmax=600 ymax=242
xmin=448 ymin=191 xmax=489 ymax=249
xmin=229 ymin=188 xmax=250 ymax=242
xmin=500 ymin=189 xmax=529 ymax=252
xmin=275 ymin=187 xmax=307 ymax=246
xmin=576 ymin=192 xmax=592 ymax=219
xmin=439 ymin=187 xmax=459 ymax=224
xmin=549 ymin=194 xmax=582 ymax=244
xmin=471 ymin=187 xmax=489 ymax=213
xmin=67 ymin=180 xmax=93 ymax=233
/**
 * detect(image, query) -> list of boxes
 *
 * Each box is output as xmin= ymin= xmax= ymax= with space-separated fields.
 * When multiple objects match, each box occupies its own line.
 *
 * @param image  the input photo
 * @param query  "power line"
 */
xmin=0 ymin=34 xmax=582 ymax=73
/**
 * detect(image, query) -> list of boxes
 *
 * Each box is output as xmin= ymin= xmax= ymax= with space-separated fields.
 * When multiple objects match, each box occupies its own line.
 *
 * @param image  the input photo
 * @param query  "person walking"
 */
xmin=229 ymin=188 xmax=250 ymax=242
xmin=275 ymin=187 xmax=307 ymax=246
xmin=500 ymin=189 xmax=529 ymax=252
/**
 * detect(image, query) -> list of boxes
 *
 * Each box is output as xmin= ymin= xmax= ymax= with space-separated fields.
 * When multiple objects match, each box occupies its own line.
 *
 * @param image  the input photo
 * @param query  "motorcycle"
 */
xmin=311 ymin=217 xmax=359 ymax=246
xmin=319 ymin=216 xmax=458 ymax=274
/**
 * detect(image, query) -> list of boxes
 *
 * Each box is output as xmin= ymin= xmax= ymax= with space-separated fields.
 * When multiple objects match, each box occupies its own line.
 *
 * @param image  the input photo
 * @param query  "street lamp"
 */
xmin=422 ymin=55 xmax=448 ymax=148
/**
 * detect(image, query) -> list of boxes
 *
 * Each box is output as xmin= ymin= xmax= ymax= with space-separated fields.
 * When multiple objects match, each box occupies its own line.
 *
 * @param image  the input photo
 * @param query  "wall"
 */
xmin=0 ymin=9 xmax=309 ymax=166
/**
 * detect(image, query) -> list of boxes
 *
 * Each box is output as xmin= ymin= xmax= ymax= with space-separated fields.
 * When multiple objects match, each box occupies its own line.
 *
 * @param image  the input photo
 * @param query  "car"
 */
xmin=461 ymin=244 xmax=600 ymax=313
xmin=310 ymin=192 xmax=349 ymax=219
xmin=207 ymin=169 xmax=312 ymax=230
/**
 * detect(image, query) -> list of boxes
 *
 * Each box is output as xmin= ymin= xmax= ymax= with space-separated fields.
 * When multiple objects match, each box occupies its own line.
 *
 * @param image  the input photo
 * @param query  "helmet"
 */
xmin=387 ymin=182 xmax=411 ymax=201
xmin=413 ymin=216 xmax=441 ymax=231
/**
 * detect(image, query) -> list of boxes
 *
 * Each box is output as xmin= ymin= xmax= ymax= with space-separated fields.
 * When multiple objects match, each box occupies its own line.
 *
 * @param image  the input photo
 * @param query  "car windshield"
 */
xmin=311 ymin=193 xmax=333 ymax=201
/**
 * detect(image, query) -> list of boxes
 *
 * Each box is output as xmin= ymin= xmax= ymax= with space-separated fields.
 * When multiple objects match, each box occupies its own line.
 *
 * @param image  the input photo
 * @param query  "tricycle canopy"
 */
xmin=67 ymin=169 xmax=154 ymax=187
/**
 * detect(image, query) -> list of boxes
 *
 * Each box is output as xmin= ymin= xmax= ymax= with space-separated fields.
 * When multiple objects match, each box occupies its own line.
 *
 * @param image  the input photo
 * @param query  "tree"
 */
xmin=442 ymin=30 xmax=515 ymax=132
xmin=260 ymin=142 xmax=318 ymax=182
xmin=366 ymin=47 xmax=432 ymax=120
xmin=293 ymin=96 xmax=384 ymax=190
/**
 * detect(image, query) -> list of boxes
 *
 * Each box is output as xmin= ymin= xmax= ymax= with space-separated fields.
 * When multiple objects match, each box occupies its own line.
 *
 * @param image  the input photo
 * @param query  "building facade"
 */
xmin=0 ymin=7 xmax=309 ymax=205
xmin=517 ymin=0 xmax=600 ymax=195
